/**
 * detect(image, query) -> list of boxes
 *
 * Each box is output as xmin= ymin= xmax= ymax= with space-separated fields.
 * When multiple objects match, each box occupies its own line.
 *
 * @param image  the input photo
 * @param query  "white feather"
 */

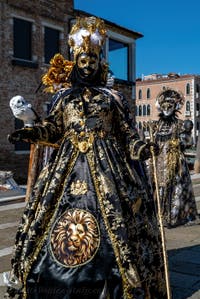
xmin=69 ymin=29 xmax=104 ymax=48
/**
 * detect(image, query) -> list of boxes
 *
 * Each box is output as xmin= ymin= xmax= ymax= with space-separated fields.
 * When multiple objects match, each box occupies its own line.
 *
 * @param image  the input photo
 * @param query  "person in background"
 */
xmin=6 ymin=16 xmax=167 ymax=299
xmin=147 ymin=88 xmax=199 ymax=228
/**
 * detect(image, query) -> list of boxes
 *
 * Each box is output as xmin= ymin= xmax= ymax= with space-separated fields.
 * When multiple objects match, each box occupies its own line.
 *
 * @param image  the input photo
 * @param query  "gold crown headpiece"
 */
xmin=156 ymin=88 xmax=185 ymax=111
xmin=68 ymin=16 xmax=107 ymax=61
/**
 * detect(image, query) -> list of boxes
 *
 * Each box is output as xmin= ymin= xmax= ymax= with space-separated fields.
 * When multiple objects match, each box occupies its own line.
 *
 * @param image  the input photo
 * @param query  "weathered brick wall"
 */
xmin=7 ymin=0 xmax=73 ymax=19
xmin=0 ymin=0 xmax=74 ymax=183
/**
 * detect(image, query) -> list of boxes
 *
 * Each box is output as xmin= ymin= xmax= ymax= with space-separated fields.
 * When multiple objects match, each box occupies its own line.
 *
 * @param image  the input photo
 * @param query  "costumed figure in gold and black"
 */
xmin=6 ymin=17 xmax=167 ymax=299
xmin=148 ymin=88 xmax=198 ymax=229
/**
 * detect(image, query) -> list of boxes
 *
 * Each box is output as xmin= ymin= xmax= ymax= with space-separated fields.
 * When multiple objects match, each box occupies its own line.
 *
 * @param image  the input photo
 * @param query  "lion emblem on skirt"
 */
xmin=50 ymin=209 xmax=100 ymax=267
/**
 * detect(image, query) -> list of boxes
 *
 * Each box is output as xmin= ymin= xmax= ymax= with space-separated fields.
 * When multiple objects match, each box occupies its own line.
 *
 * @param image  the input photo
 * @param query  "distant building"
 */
xmin=0 ymin=0 xmax=143 ymax=183
xmin=136 ymin=73 xmax=200 ymax=144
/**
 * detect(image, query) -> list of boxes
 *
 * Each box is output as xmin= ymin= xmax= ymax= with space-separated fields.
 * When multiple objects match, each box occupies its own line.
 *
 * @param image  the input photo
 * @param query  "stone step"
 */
xmin=0 ymin=201 xmax=26 ymax=275
xmin=0 ymin=220 xmax=18 ymax=283
xmin=0 ymin=226 xmax=18 ymax=251
xmin=0 ymin=206 xmax=25 ymax=225
xmin=192 ymin=184 xmax=200 ymax=196
xmin=0 ymin=195 xmax=25 ymax=206
xmin=191 ymin=177 xmax=200 ymax=184
xmin=195 ymin=196 xmax=200 ymax=214
xmin=0 ymin=253 xmax=12 ymax=272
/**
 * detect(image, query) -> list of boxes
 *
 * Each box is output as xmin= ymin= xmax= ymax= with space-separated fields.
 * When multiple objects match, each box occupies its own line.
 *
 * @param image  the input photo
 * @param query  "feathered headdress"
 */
xmin=68 ymin=16 xmax=107 ymax=61
xmin=156 ymin=88 xmax=185 ymax=111
xmin=42 ymin=17 xmax=108 ymax=93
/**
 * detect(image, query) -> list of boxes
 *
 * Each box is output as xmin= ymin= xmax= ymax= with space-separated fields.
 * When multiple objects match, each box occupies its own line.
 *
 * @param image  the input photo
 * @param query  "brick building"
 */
xmin=0 ymin=0 xmax=143 ymax=183
xmin=135 ymin=73 xmax=200 ymax=144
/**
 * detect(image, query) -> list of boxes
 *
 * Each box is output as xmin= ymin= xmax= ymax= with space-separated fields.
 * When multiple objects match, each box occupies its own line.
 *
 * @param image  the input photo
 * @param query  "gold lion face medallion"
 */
xmin=50 ymin=209 xmax=100 ymax=267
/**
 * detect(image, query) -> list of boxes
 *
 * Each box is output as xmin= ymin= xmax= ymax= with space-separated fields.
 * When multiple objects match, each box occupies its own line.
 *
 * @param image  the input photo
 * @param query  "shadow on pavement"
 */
xmin=168 ymin=245 xmax=200 ymax=299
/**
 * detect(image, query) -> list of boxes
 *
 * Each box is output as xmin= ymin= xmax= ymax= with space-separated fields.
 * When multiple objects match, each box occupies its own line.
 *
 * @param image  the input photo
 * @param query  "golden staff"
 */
xmin=147 ymin=121 xmax=172 ymax=299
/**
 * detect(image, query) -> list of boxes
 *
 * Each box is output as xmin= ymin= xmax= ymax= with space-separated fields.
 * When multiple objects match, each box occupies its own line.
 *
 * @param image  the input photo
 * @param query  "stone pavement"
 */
xmin=0 ymin=174 xmax=200 ymax=299
xmin=165 ymin=223 xmax=200 ymax=299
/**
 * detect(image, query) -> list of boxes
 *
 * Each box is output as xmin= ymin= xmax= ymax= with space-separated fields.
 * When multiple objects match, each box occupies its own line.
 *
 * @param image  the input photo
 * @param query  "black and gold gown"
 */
xmin=149 ymin=116 xmax=198 ymax=228
xmin=10 ymin=86 xmax=167 ymax=299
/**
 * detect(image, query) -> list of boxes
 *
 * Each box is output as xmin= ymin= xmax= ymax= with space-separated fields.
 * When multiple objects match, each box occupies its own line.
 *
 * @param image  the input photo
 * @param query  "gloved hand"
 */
xmin=7 ymin=128 xmax=37 ymax=144
xmin=140 ymin=142 xmax=160 ymax=160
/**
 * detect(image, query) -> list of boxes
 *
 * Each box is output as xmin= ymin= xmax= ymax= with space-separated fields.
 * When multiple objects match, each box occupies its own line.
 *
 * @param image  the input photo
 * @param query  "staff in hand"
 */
xmin=145 ymin=121 xmax=172 ymax=299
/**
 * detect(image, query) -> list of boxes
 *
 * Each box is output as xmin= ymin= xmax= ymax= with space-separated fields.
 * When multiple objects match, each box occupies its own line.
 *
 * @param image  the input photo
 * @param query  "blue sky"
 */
xmin=74 ymin=0 xmax=200 ymax=78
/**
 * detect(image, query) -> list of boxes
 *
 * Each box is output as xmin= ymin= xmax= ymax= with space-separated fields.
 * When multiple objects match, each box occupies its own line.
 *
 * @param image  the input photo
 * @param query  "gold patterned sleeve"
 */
xmin=31 ymin=97 xmax=64 ymax=145
xmin=113 ymin=91 xmax=147 ymax=160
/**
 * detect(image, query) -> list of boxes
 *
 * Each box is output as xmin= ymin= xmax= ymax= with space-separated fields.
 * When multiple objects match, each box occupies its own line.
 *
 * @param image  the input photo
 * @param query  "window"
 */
xmin=13 ymin=18 xmax=32 ymax=60
xmin=14 ymin=119 xmax=30 ymax=152
xmin=147 ymin=88 xmax=151 ymax=99
xmin=197 ymin=103 xmax=200 ymax=111
xmin=108 ymin=39 xmax=128 ymax=80
xmin=138 ymin=89 xmax=142 ymax=100
xmin=147 ymin=104 xmax=151 ymax=115
xmin=143 ymin=105 xmax=146 ymax=116
xmin=186 ymin=83 xmax=190 ymax=95
xmin=139 ymin=105 xmax=142 ymax=116
xmin=104 ymin=30 xmax=136 ymax=82
xmin=44 ymin=26 xmax=60 ymax=64
xmin=135 ymin=106 xmax=138 ymax=116
xmin=186 ymin=101 xmax=190 ymax=111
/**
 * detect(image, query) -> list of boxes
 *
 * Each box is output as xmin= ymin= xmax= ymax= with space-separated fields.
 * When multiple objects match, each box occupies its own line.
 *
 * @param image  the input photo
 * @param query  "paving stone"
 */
xmin=188 ymin=289 xmax=200 ymax=299
xmin=0 ymin=254 xmax=12 ymax=273
xmin=0 ymin=227 xmax=17 ymax=250
xmin=0 ymin=208 xmax=23 ymax=224
xmin=0 ymin=286 xmax=6 ymax=299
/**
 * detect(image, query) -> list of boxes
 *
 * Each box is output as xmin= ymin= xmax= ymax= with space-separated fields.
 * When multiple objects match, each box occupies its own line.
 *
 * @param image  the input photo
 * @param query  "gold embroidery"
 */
xmin=50 ymin=209 xmax=100 ymax=267
xmin=71 ymin=132 xmax=94 ymax=153
xmin=21 ymin=149 xmax=79 ymax=299
xmin=166 ymin=138 xmax=182 ymax=181
xmin=130 ymin=141 xmax=146 ymax=160
xmin=70 ymin=180 xmax=88 ymax=195
xmin=82 ymin=87 xmax=92 ymax=102
xmin=63 ymin=129 xmax=108 ymax=153
xmin=86 ymin=149 xmax=141 ymax=299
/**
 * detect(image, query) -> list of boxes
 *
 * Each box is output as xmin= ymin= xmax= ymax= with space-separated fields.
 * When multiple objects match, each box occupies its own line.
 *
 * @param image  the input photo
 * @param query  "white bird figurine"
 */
xmin=9 ymin=95 xmax=40 ymax=127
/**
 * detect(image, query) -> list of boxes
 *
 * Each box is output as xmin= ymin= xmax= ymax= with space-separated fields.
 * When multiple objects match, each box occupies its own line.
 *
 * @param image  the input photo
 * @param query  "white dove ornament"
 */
xmin=9 ymin=95 xmax=38 ymax=127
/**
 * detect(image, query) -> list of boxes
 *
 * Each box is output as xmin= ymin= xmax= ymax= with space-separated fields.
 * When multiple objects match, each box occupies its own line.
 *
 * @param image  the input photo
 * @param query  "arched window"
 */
xmin=186 ymin=101 xmax=190 ymax=111
xmin=186 ymin=83 xmax=190 ymax=95
xmin=196 ymin=84 xmax=199 ymax=93
xmin=147 ymin=104 xmax=151 ymax=115
xmin=138 ymin=89 xmax=142 ymax=100
xmin=139 ymin=105 xmax=142 ymax=116
xmin=143 ymin=105 xmax=146 ymax=116
xmin=135 ymin=106 xmax=138 ymax=116
xmin=197 ymin=122 xmax=199 ymax=130
xmin=196 ymin=103 xmax=200 ymax=111
xmin=138 ymin=121 xmax=142 ymax=129
xmin=147 ymin=88 xmax=151 ymax=99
